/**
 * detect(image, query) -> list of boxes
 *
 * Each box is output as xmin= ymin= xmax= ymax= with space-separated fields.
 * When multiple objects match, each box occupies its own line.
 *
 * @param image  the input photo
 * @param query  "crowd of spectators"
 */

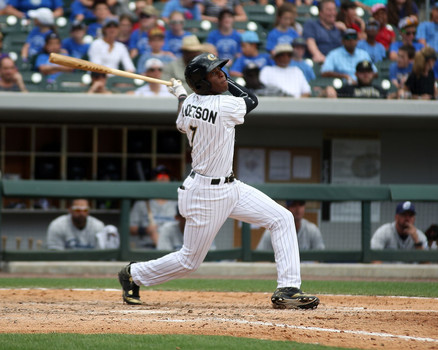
xmin=0 ymin=0 xmax=437 ymax=99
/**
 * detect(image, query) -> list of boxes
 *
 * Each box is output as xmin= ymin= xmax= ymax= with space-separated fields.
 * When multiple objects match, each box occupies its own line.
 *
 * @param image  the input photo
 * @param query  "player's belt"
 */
xmin=189 ymin=171 xmax=235 ymax=185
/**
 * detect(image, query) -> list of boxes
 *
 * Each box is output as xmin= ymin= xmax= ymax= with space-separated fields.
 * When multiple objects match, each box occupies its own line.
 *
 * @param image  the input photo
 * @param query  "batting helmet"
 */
xmin=185 ymin=53 xmax=229 ymax=95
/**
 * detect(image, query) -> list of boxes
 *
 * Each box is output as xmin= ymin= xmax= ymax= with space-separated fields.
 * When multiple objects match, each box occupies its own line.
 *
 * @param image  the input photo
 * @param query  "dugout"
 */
xmin=0 ymin=93 xmax=437 ymax=262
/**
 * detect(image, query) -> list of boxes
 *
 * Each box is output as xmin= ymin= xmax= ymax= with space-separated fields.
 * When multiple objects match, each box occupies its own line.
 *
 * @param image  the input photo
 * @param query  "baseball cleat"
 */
xmin=118 ymin=262 xmax=142 ymax=305
xmin=271 ymin=287 xmax=319 ymax=310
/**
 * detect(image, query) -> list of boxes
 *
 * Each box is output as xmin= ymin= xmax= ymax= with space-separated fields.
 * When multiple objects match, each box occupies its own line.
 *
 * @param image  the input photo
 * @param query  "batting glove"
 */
xmin=168 ymin=78 xmax=187 ymax=98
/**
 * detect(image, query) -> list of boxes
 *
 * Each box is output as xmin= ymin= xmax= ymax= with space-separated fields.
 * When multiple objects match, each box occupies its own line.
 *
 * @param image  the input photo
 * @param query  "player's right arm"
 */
xmin=167 ymin=78 xmax=188 ymax=116
xmin=227 ymin=78 xmax=258 ymax=114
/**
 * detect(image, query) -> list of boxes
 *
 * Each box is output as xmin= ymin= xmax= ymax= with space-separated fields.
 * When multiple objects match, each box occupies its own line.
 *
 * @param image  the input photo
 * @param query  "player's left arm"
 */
xmin=227 ymin=78 xmax=258 ymax=114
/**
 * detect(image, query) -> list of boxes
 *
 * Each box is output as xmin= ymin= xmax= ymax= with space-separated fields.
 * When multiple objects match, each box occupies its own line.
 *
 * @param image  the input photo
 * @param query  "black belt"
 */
xmin=190 ymin=171 xmax=235 ymax=185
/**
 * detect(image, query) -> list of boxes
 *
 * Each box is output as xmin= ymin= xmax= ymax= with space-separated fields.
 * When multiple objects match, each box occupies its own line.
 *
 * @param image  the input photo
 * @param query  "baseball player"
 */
xmin=118 ymin=52 xmax=319 ymax=310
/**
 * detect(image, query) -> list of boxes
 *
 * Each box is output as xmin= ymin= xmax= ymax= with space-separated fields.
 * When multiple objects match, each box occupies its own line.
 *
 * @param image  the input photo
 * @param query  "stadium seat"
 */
xmin=55 ymin=72 xmax=91 ymax=93
xmin=0 ymin=15 xmax=31 ymax=34
xmin=375 ymin=59 xmax=392 ymax=80
xmin=184 ymin=20 xmax=218 ymax=41
xmin=107 ymin=75 xmax=137 ymax=93
xmin=2 ymin=32 xmax=28 ymax=53
xmin=21 ymin=71 xmax=57 ymax=92
xmin=244 ymin=4 xmax=276 ymax=30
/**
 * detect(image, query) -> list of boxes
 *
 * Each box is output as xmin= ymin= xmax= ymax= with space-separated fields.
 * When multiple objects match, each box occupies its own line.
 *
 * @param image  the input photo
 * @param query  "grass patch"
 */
xmin=0 ymin=277 xmax=437 ymax=297
xmin=0 ymin=333 xmax=356 ymax=350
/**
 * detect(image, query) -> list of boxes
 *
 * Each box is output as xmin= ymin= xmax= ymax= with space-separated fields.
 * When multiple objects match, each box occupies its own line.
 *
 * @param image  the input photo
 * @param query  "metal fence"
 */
xmin=1 ymin=180 xmax=437 ymax=263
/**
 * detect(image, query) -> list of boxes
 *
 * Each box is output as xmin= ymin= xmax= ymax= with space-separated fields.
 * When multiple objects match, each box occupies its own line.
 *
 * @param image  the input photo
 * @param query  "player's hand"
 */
xmin=168 ymin=78 xmax=187 ymax=98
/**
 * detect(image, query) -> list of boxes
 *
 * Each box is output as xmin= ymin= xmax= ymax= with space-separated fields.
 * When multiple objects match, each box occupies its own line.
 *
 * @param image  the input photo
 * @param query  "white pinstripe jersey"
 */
xmin=176 ymin=93 xmax=247 ymax=177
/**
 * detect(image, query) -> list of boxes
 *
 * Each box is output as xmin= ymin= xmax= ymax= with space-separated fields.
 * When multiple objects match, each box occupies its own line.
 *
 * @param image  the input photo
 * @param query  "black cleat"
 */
xmin=271 ymin=287 xmax=319 ymax=310
xmin=118 ymin=262 xmax=142 ymax=305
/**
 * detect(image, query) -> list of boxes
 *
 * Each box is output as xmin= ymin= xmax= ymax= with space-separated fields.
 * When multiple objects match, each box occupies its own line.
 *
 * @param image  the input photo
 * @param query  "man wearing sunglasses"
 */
xmin=321 ymin=28 xmax=375 ymax=84
xmin=131 ymin=58 xmax=173 ymax=96
xmin=389 ymin=15 xmax=423 ymax=61
xmin=46 ymin=199 xmax=105 ymax=250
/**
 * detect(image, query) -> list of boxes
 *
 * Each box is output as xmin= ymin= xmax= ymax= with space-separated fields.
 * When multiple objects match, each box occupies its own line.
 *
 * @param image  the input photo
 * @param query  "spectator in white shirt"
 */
xmin=129 ymin=58 xmax=173 ymax=97
xmin=88 ymin=17 xmax=135 ymax=73
xmin=259 ymin=43 xmax=311 ymax=98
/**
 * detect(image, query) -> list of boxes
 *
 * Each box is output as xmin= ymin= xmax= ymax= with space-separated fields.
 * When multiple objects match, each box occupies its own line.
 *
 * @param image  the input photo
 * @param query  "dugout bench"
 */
xmin=1 ymin=180 xmax=438 ymax=263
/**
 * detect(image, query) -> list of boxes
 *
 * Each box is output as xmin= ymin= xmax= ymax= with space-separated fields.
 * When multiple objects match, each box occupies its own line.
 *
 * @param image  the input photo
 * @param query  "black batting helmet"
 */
xmin=185 ymin=53 xmax=229 ymax=95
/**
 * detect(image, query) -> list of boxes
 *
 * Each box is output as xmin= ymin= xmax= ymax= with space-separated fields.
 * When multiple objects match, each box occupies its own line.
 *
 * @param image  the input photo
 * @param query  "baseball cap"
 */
xmin=272 ymin=43 xmax=293 ymax=56
xmin=148 ymin=26 xmax=165 ymax=38
xmin=398 ymin=15 xmax=418 ymax=30
xmin=141 ymin=5 xmax=159 ymax=17
xmin=343 ymin=28 xmax=358 ymax=39
xmin=395 ymin=201 xmax=416 ymax=215
xmin=366 ymin=18 xmax=380 ymax=29
xmin=145 ymin=58 xmax=163 ymax=71
xmin=292 ymin=37 xmax=307 ymax=47
xmin=241 ymin=31 xmax=260 ymax=44
xmin=286 ymin=200 xmax=306 ymax=207
xmin=103 ymin=17 xmax=119 ymax=28
xmin=356 ymin=60 xmax=373 ymax=72
xmin=71 ymin=20 xmax=87 ymax=31
xmin=371 ymin=3 xmax=386 ymax=14
xmin=28 ymin=7 xmax=54 ymax=26
xmin=181 ymin=35 xmax=204 ymax=51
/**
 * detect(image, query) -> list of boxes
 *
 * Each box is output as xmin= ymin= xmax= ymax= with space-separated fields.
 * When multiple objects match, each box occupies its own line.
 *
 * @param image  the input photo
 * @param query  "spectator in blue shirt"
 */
xmin=416 ymin=3 xmax=438 ymax=53
xmin=290 ymin=37 xmax=315 ymax=82
xmin=389 ymin=16 xmax=423 ymax=61
xmin=5 ymin=0 xmax=63 ymax=18
xmin=136 ymin=26 xmax=176 ymax=73
xmin=161 ymin=0 xmax=202 ymax=24
xmin=162 ymin=11 xmax=191 ymax=58
xmin=69 ymin=0 xmax=96 ymax=23
xmin=35 ymin=32 xmax=73 ymax=83
xmin=206 ymin=8 xmax=241 ymax=64
xmin=87 ymin=2 xmax=113 ymax=39
xmin=321 ymin=28 xmax=376 ymax=84
xmin=357 ymin=18 xmax=386 ymax=63
xmin=265 ymin=3 xmax=300 ymax=54
xmin=61 ymin=21 xmax=90 ymax=59
xmin=21 ymin=7 xmax=55 ymax=64
xmin=129 ymin=5 xmax=159 ymax=60
xmin=389 ymin=44 xmax=414 ymax=91
xmin=229 ymin=31 xmax=273 ymax=77
xmin=303 ymin=0 xmax=342 ymax=64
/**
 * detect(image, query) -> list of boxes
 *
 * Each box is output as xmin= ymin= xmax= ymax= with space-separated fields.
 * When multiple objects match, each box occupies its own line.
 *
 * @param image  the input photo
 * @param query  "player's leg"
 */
xmin=229 ymin=181 xmax=301 ymax=288
xmin=229 ymin=181 xmax=319 ymax=309
xmin=129 ymin=180 xmax=239 ymax=288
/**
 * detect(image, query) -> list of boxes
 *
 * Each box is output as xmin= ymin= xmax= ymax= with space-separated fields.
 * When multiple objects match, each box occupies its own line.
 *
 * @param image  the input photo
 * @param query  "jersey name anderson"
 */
xmin=183 ymin=103 xmax=217 ymax=125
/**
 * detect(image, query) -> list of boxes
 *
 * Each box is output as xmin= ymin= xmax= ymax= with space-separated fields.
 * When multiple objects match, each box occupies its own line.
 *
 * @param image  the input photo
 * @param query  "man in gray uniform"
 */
xmin=371 ymin=201 xmax=427 ymax=250
xmin=46 ymin=199 xmax=104 ymax=250
xmin=256 ymin=200 xmax=325 ymax=252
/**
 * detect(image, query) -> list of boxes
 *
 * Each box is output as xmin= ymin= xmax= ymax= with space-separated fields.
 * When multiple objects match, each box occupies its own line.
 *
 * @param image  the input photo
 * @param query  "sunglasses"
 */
xmin=71 ymin=206 xmax=89 ymax=213
xmin=147 ymin=68 xmax=162 ymax=72
xmin=343 ymin=34 xmax=358 ymax=40
xmin=170 ymin=20 xmax=184 ymax=25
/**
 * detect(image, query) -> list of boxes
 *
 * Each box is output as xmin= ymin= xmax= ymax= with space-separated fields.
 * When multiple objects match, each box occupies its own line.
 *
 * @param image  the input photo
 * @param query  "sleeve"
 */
xmin=161 ymin=1 xmax=174 ymax=18
xmin=309 ymin=224 xmax=325 ymax=250
xmin=321 ymin=52 xmax=335 ymax=73
xmin=370 ymin=225 xmax=387 ymax=250
xmin=229 ymin=56 xmax=244 ymax=74
xmin=297 ymin=68 xmax=311 ymax=95
xmin=389 ymin=63 xmax=397 ymax=81
xmin=389 ymin=42 xmax=398 ymax=55
xmin=259 ymin=66 xmax=270 ymax=86
xmin=34 ymin=54 xmax=46 ymax=69
xmin=220 ymin=95 xmax=247 ymax=126
xmin=129 ymin=201 xmax=148 ymax=227
xmin=128 ymin=31 xmax=137 ymax=51
xmin=46 ymin=219 xmax=66 ymax=250
xmin=265 ymin=30 xmax=277 ymax=52
xmin=416 ymin=22 xmax=427 ymax=41
xmin=302 ymin=20 xmax=316 ymax=40
xmin=120 ymin=45 xmax=135 ymax=71
xmin=54 ymin=0 xmax=63 ymax=9
xmin=87 ymin=41 xmax=102 ymax=64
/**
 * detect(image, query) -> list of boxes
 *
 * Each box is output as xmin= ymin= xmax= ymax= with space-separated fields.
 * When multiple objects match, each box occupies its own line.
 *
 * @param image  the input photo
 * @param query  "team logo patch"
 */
xmin=207 ymin=54 xmax=217 ymax=61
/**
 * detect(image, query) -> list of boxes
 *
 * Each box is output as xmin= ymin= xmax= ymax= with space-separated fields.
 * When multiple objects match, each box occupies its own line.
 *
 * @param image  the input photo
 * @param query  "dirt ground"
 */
xmin=1 ymin=287 xmax=437 ymax=350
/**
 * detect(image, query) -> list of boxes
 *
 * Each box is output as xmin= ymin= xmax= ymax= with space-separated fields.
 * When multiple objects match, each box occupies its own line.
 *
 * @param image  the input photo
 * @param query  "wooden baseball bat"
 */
xmin=49 ymin=53 xmax=173 ymax=86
